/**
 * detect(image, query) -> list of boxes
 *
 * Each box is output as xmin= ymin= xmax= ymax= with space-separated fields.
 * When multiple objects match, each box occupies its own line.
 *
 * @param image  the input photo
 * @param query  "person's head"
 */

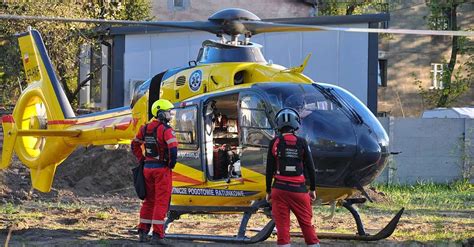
xmin=151 ymin=99 xmax=174 ymax=123
xmin=274 ymin=108 xmax=301 ymax=133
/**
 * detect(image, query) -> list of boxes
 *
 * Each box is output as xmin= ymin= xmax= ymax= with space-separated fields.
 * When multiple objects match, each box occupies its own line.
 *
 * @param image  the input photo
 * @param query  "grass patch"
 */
xmin=36 ymin=200 xmax=90 ymax=211
xmin=0 ymin=203 xmax=19 ymax=214
xmin=393 ymin=227 xmax=471 ymax=242
xmin=18 ymin=212 xmax=44 ymax=219
xmin=95 ymin=212 xmax=110 ymax=220
xmin=369 ymin=179 xmax=473 ymax=211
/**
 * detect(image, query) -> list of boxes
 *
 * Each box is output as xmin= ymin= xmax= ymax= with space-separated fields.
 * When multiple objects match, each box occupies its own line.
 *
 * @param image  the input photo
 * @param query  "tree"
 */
xmin=415 ymin=0 xmax=473 ymax=108
xmin=0 ymin=1 xmax=152 ymax=107
xmin=315 ymin=0 xmax=391 ymax=16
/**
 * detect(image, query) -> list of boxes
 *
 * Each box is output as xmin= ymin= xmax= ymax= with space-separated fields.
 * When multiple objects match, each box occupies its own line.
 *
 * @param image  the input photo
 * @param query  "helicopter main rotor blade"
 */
xmin=2 ymin=14 xmax=472 ymax=37
xmin=242 ymin=21 xmax=474 ymax=37
xmin=0 ymin=14 xmax=222 ymax=34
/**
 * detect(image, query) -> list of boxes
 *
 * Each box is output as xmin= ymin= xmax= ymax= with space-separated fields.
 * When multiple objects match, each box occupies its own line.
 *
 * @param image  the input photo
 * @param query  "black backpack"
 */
xmin=276 ymin=135 xmax=305 ymax=177
xmin=132 ymin=160 xmax=146 ymax=200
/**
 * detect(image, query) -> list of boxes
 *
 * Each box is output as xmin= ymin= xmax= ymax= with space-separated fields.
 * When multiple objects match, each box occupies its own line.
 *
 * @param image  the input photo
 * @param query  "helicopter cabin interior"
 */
xmin=168 ymin=89 xmax=276 ymax=183
xmin=203 ymin=94 xmax=240 ymax=181
xmin=203 ymin=91 xmax=275 ymax=181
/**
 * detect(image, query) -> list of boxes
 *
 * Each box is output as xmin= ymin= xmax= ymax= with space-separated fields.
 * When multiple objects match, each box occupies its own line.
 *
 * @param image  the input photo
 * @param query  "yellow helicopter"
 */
xmin=1 ymin=8 xmax=473 ymax=243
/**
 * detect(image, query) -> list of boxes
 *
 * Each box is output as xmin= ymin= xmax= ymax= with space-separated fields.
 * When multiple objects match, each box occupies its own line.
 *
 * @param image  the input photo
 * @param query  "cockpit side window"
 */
xmin=239 ymin=93 xmax=274 ymax=147
xmin=258 ymin=83 xmax=341 ymax=120
xmin=168 ymin=104 xmax=202 ymax=172
xmin=169 ymin=105 xmax=199 ymax=150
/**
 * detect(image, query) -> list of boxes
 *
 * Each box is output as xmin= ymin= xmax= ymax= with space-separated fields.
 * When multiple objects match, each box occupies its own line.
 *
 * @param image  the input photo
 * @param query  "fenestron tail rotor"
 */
xmin=32 ymin=102 xmax=47 ymax=150
xmin=21 ymin=96 xmax=48 ymax=158
xmin=1 ymin=8 xmax=473 ymax=38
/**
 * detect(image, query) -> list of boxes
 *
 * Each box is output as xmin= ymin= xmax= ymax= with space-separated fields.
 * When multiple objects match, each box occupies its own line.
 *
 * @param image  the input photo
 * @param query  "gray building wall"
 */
xmin=376 ymin=117 xmax=473 ymax=184
xmin=152 ymin=0 xmax=314 ymax=21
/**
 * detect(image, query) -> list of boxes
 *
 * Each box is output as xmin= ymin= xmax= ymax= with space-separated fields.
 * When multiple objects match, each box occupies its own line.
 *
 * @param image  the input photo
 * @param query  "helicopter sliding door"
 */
xmin=239 ymin=92 xmax=275 ymax=175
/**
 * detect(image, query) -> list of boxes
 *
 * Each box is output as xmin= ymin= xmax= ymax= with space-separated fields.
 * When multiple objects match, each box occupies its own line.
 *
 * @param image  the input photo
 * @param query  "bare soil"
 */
xmin=0 ymin=146 xmax=473 ymax=246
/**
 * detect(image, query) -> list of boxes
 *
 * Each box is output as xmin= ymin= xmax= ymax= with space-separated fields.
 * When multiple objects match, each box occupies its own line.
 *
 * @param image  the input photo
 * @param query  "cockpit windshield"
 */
xmin=255 ymin=83 xmax=342 ymax=118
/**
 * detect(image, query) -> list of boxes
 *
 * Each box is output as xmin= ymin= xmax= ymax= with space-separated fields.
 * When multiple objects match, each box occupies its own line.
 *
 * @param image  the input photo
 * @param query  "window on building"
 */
xmin=169 ymin=0 xmax=187 ymax=11
xmin=78 ymin=42 xmax=110 ymax=110
xmin=430 ymin=16 xmax=449 ymax=31
xmin=173 ymin=0 xmax=184 ymax=7
xmin=378 ymin=59 xmax=387 ymax=87
xmin=430 ymin=63 xmax=445 ymax=89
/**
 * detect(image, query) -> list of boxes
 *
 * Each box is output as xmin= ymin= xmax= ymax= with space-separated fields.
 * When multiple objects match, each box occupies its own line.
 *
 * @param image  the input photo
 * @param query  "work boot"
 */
xmin=138 ymin=229 xmax=149 ymax=242
xmin=150 ymin=232 xmax=168 ymax=245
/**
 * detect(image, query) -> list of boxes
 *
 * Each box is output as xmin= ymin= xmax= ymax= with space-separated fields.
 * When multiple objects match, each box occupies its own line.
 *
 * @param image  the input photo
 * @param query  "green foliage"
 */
xmin=0 ymin=1 xmax=152 ymax=107
xmin=84 ymin=1 xmax=152 ymax=21
xmin=316 ymin=0 xmax=393 ymax=16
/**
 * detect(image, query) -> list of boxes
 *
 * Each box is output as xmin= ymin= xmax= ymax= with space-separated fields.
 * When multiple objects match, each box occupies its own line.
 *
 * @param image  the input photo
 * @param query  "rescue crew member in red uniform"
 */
xmin=266 ymin=107 xmax=320 ymax=247
xmin=131 ymin=99 xmax=178 ymax=245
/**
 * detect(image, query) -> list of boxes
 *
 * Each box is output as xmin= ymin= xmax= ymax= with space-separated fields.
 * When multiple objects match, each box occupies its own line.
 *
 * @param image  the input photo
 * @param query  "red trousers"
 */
xmin=272 ymin=188 xmax=319 ymax=245
xmin=138 ymin=167 xmax=172 ymax=238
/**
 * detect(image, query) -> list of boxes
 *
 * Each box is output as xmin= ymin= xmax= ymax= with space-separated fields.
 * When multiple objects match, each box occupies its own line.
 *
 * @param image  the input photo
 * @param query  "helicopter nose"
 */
xmin=354 ymin=132 xmax=382 ymax=168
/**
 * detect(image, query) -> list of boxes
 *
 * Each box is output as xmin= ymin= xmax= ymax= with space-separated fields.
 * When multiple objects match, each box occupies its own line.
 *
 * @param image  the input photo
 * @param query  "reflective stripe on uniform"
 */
xmin=140 ymin=218 xmax=152 ymax=224
xmin=166 ymin=138 xmax=177 ymax=144
xmin=140 ymin=218 xmax=167 ymax=225
xmin=151 ymin=219 xmax=166 ymax=225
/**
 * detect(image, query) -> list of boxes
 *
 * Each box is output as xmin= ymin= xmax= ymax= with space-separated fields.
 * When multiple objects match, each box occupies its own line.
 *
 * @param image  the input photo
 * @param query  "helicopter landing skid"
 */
xmin=292 ymin=198 xmax=405 ymax=241
xmin=164 ymin=200 xmax=275 ymax=244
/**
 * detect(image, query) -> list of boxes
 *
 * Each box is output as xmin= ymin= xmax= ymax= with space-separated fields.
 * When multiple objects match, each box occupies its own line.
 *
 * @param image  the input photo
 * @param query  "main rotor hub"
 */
xmin=208 ymin=8 xmax=260 ymax=22
xmin=208 ymin=8 xmax=260 ymax=39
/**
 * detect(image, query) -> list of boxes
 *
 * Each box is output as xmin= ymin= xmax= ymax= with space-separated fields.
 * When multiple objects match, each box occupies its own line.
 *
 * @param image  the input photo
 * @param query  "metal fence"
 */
xmin=376 ymin=117 xmax=473 ymax=184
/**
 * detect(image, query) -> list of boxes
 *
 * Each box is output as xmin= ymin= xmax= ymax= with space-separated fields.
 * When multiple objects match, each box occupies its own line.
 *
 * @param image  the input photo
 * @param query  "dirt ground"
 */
xmin=0 ymin=147 xmax=473 ymax=246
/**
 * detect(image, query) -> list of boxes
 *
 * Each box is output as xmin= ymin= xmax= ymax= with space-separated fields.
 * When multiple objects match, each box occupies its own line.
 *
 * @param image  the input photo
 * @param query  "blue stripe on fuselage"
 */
xmin=30 ymin=30 xmax=75 ymax=119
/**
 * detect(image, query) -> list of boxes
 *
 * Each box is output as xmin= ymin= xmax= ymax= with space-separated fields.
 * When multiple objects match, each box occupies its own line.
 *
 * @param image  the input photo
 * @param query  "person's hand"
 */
xmin=265 ymin=193 xmax=272 ymax=203
xmin=309 ymin=190 xmax=316 ymax=201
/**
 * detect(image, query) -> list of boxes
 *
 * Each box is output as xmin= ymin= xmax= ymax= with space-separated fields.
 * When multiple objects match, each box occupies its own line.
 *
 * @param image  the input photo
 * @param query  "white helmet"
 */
xmin=275 ymin=108 xmax=301 ymax=131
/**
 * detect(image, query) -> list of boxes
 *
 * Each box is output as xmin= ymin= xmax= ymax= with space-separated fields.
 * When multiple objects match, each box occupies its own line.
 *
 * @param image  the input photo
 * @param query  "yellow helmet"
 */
xmin=151 ymin=99 xmax=174 ymax=119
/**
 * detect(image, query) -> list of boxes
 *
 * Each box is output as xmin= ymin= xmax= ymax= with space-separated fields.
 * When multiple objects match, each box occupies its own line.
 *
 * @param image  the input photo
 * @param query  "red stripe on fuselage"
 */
xmin=172 ymin=172 xmax=202 ymax=185
xmin=48 ymin=120 xmax=78 ymax=125
xmin=115 ymin=121 xmax=130 ymax=130
xmin=1 ymin=115 xmax=14 ymax=123
xmin=241 ymin=178 xmax=257 ymax=183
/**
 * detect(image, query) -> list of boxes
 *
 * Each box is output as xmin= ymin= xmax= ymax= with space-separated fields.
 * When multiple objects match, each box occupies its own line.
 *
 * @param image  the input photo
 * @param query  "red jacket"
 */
xmin=131 ymin=119 xmax=178 ymax=168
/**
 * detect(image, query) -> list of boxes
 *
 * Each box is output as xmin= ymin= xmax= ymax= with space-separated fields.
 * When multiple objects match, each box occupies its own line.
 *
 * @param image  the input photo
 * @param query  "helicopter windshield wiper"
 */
xmin=312 ymin=84 xmax=363 ymax=124
xmin=328 ymin=88 xmax=364 ymax=124
xmin=312 ymin=83 xmax=342 ymax=107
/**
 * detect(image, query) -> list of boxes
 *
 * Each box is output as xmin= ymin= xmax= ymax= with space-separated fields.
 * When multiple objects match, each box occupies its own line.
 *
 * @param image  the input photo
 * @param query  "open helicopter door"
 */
xmin=202 ymin=94 xmax=243 ymax=185
xmin=238 ymin=92 xmax=275 ymax=175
